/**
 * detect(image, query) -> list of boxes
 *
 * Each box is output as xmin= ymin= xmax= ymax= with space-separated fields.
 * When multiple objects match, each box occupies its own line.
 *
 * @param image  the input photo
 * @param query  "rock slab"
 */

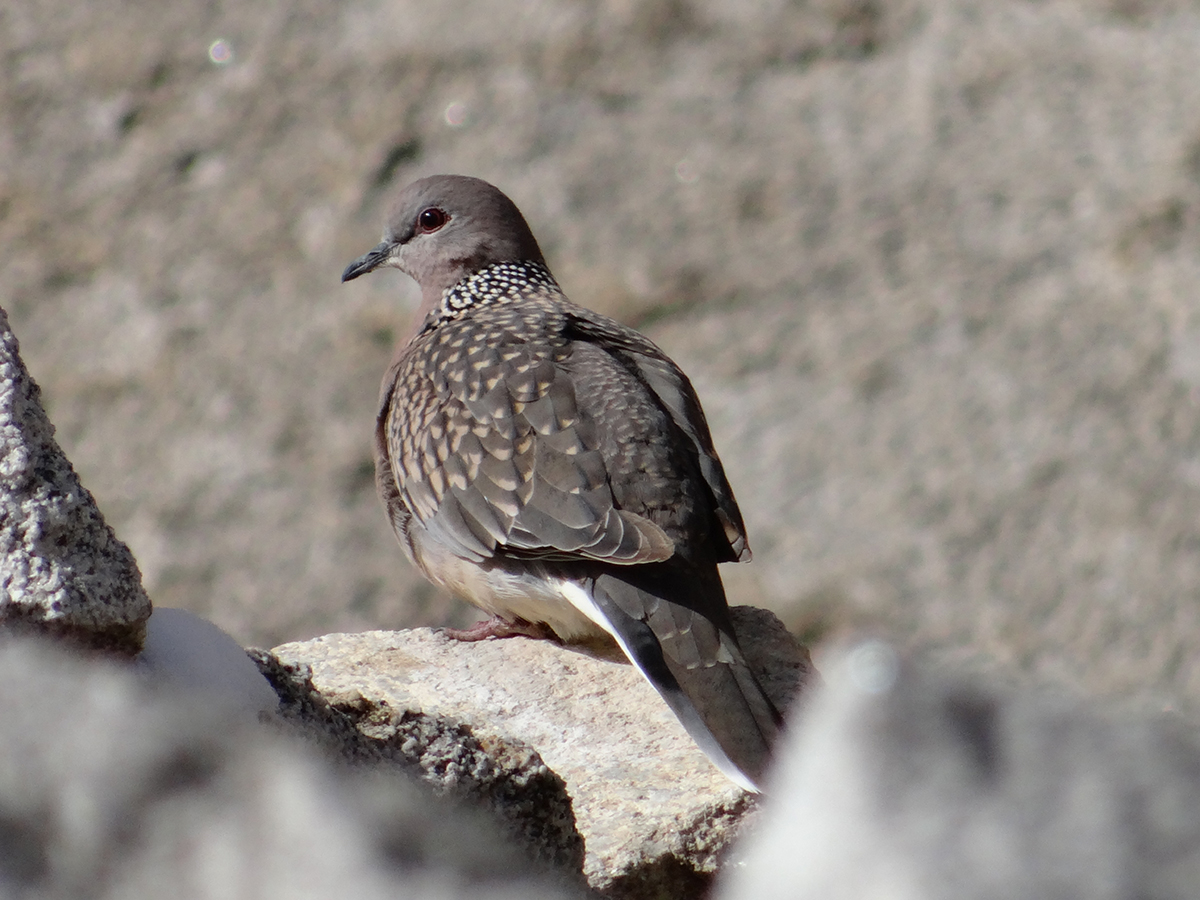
xmin=254 ymin=645 xmax=587 ymax=881
xmin=272 ymin=607 xmax=813 ymax=897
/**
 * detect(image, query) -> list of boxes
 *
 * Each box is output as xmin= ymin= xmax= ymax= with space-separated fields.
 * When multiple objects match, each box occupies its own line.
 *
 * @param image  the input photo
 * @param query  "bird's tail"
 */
xmin=586 ymin=563 xmax=782 ymax=791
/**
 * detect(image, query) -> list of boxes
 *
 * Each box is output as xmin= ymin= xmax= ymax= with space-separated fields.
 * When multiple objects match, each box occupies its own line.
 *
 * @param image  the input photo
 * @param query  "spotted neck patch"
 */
xmin=426 ymin=261 xmax=560 ymax=328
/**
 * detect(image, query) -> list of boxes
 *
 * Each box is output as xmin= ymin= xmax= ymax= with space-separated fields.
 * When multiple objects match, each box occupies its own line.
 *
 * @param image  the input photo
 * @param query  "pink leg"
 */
xmin=441 ymin=615 xmax=559 ymax=643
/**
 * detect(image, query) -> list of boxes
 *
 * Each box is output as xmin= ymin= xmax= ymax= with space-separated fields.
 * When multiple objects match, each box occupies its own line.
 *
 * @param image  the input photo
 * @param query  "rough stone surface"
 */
xmin=721 ymin=641 xmax=1200 ymax=900
xmin=252 ymin=647 xmax=588 ymax=880
xmin=0 ymin=305 xmax=150 ymax=654
xmin=271 ymin=606 xmax=814 ymax=897
xmin=0 ymin=636 xmax=578 ymax=899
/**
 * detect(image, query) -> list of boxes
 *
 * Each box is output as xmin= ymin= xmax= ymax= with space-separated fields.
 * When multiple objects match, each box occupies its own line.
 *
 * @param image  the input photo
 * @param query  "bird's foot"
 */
xmin=441 ymin=615 xmax=559 ymax=643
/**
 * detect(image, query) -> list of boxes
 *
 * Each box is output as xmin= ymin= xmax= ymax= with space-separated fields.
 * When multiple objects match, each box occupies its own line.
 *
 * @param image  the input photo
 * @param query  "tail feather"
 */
xmin=580 ymin=564 xmax=782 ymax=791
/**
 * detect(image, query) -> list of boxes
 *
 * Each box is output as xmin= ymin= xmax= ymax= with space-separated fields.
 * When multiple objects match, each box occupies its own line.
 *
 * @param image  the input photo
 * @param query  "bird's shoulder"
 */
xmin=395 ymin=288 xmax=659 ymax=401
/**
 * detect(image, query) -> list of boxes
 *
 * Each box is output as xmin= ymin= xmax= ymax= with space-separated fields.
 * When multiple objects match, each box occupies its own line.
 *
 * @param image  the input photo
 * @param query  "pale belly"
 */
xmin=408 ymin=525 xmax=612 ymax=646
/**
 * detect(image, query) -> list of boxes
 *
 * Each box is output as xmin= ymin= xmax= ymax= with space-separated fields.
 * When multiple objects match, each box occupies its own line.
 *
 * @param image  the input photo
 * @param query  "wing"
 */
xmin=560 ymin=310 xmax=750 ymax=563
xmin=380 ymin=311 xmax=677 ymax=566
xmin=381 ymin=301 xmax=749 ymax=570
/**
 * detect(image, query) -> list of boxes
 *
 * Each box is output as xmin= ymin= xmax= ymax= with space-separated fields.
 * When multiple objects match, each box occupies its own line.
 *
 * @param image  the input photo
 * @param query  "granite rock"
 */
xmin=254 ymin=646 xmax=587 ymax=880
xmin=0 ymin=305 xmax=150 ymax=654
xmin=270 ymin=606 xmax=814 ymax=897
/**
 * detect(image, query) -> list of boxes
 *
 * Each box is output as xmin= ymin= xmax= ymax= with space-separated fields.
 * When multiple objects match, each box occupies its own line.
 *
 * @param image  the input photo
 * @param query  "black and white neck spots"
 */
xmin=429 ymin=261 xmax=560 ymax=328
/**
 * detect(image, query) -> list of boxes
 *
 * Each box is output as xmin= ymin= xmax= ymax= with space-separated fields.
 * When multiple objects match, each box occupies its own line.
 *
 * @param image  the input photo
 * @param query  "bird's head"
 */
xmin=341 ymin=175 xmax=546 ymax=308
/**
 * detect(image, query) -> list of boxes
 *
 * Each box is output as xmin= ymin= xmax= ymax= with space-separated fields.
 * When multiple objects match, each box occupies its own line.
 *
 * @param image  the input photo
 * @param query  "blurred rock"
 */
xmin=0 ymin=305 xmax=150 ymax=654
xmin=0 ymin=637 xmax=577 ymax=899
xmin=136 ymin=606 xmax=279 ymax=716
xmin=270 ymin=606 xmax=814 ymax=897
xmin=721 ymin=641 xmax=1200 ymax=900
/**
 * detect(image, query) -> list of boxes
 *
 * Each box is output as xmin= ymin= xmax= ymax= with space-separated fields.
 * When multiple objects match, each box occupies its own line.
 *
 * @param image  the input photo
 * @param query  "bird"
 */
xmin=341 ymin=174 xmax=781 ymax=791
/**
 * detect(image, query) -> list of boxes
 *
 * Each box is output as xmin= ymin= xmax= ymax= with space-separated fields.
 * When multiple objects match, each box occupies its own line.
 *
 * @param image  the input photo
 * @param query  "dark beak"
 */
xmin=341 ymin=241 xmax=393 ymax=283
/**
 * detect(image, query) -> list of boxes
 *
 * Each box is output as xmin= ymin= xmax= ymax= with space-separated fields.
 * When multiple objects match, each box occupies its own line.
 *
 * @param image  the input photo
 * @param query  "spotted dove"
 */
xmin=342 ymin=175 xmax=781 ymax=791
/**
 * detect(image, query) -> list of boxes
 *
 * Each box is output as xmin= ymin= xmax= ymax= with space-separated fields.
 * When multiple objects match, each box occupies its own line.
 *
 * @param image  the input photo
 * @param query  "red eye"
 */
xmin=416 ymin=207 xmax=448 ymax=233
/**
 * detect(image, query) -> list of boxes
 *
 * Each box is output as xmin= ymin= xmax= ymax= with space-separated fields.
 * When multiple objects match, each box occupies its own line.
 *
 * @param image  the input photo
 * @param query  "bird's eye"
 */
xmin=416 ymin=207 xmax=448 ymax=233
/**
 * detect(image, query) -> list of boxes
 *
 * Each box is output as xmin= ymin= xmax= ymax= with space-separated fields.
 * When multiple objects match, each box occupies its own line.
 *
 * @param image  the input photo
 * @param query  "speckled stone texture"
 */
xmin=270 ymin=606 xmax=814 ymax=897
xmin=253 ymin=647 xmax=588 ymax=880
xmin=0 ymin=305 xmax=150 ymax=653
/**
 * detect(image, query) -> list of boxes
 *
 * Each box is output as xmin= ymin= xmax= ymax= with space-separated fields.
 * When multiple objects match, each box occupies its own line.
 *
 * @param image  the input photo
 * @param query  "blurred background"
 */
xmin=7 ymin=0 xmax=1200 ymax=708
